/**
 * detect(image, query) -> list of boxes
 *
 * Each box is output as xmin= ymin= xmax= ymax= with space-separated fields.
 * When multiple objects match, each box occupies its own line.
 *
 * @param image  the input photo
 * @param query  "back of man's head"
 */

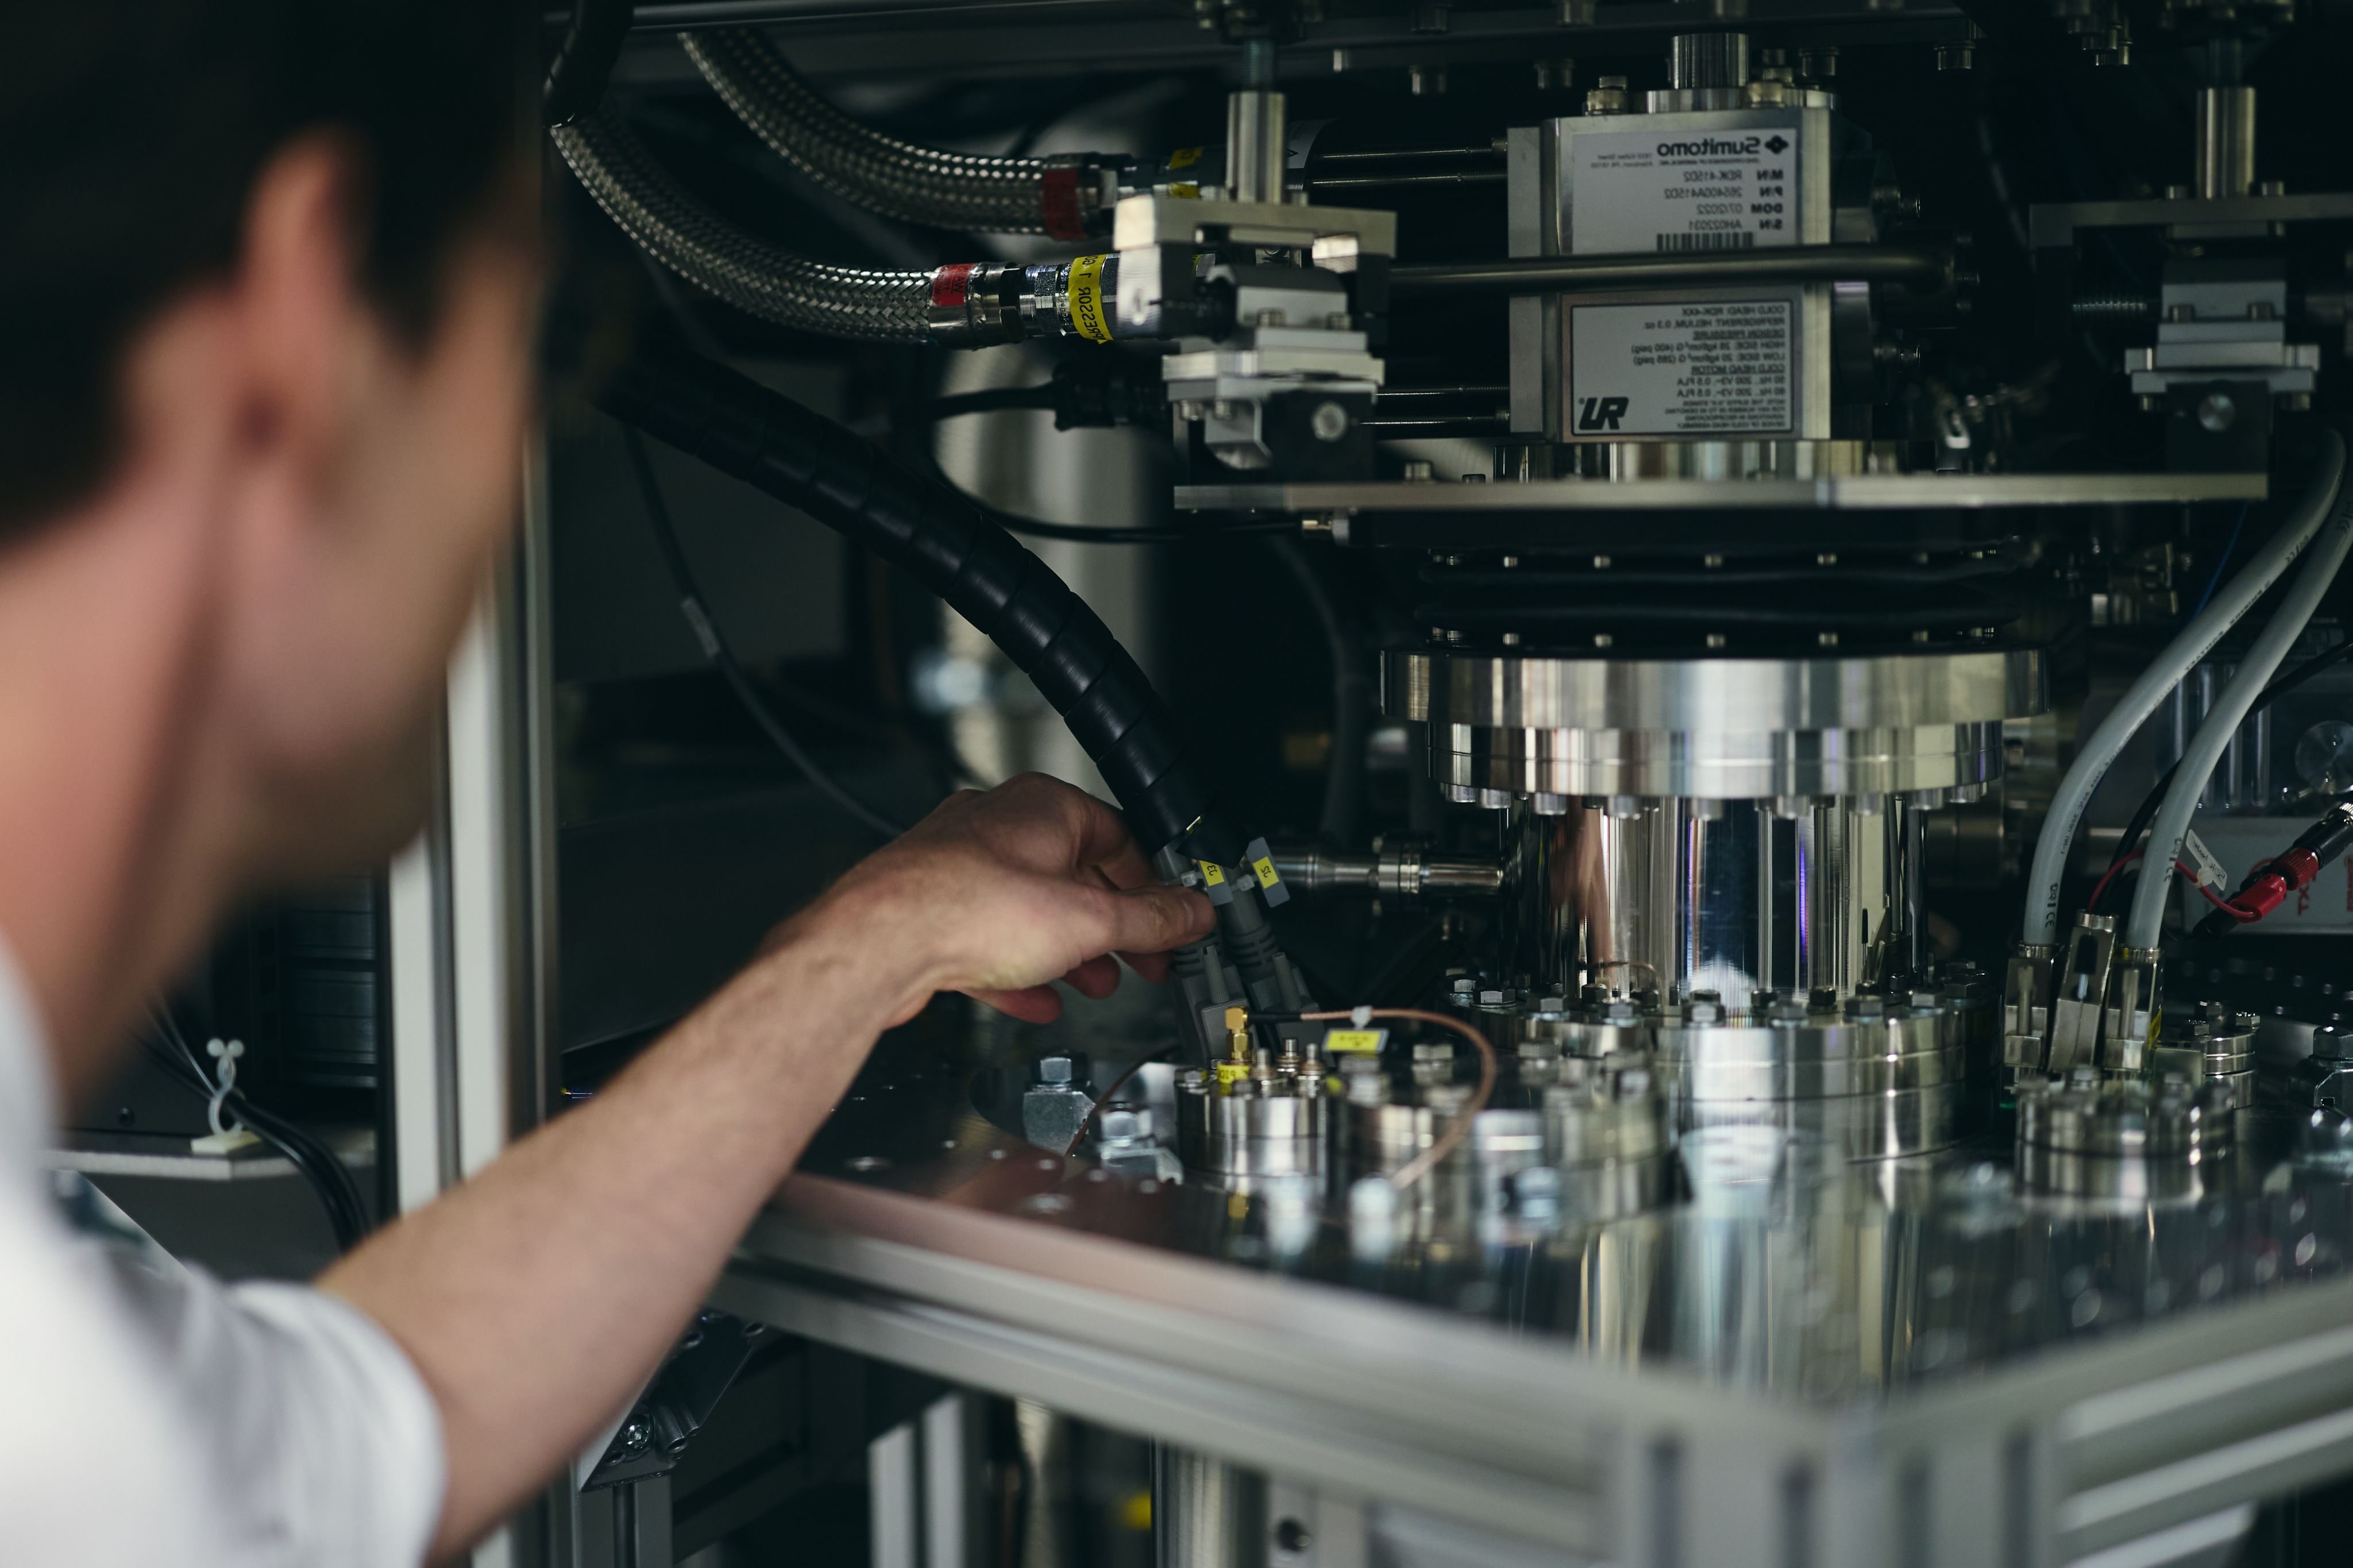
xmin=0 ymin=1 xmax=522 ymax=536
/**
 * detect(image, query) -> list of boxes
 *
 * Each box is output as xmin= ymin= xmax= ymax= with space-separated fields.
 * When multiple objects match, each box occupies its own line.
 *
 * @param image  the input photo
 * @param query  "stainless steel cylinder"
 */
xmin=1657 ymin=1002 xmax=1961 ymax=1159
xmin=1387 ymin=647 xmax=2045 ymax=800
xmin=1513 ymin=797 xmax=1924 ymax=1006
xmin=2194 ymin=86 xmax=2256 ymax=202
xmin=1224 ymin=88 xmax=1287 ymax=205
xmin=1175 ymin=1075 xmax=1329 ymax=1177
xmin=1155 ymin=1445 xmax=1266 ymax=1568
xmin=2015 ymin=1072 xmax=2235 ymax=1200
xmin=2151 ymin=1003 xmax=2259 ymax=1112
xmin=1670 ymin=30 xmax=1750 ymax=88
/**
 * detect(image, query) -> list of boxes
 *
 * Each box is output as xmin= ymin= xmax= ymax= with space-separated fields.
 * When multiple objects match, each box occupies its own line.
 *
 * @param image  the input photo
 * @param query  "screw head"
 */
xmin=1310 ymin=400 xmax=1350 ymax=442
xmin=2197 ymin=392 xmax=2237 ymax=432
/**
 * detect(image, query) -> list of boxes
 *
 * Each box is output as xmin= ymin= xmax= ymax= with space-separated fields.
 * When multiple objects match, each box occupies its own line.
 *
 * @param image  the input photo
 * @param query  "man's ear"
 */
xmin=221 ymin=134 xmax=376 ymax=507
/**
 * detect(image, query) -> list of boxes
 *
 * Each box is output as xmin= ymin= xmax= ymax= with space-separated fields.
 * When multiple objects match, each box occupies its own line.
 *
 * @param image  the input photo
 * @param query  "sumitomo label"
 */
xmin=1569 ymin=299 xmax=1793 ymax=435
xmin=1569 ymin=123 xmax=1799 ymax=254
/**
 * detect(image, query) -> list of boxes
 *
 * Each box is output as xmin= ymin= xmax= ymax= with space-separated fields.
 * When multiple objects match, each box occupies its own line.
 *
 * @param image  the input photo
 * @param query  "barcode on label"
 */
xmin=1656 ymin=231 xmax=1758 ymax=252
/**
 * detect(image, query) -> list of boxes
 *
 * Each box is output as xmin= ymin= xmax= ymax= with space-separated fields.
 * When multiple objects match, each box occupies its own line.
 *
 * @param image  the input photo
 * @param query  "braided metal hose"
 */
xmin=681 ymin=29 xmax=1101 ymax=238
xmin=553 ymin=106 xmax=935 ymax=341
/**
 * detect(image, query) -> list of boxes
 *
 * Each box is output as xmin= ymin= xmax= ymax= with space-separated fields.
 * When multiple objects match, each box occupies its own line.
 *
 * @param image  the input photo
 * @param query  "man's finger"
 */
xmin=1116 ymin=949 xmax=1173 ymax=984
xmin=1052 ymin=782 xmax=1158 ymax=890
xmin=1093 ymin=884 xmax=1214 ymax=957
xmin=1062 ymin=955 xmax=1123 ymax=999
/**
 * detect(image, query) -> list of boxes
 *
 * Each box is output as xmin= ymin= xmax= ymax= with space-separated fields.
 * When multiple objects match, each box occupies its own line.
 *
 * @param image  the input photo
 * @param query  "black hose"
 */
xmin=1267 ymin=537 xmax=1369 ymax=845
xmin=543 ymin=0 xmax=635 ymax=129
xmin=595 ymin=333 xmax=1221 ymax=857
xmin=1389 ymin=245 xmax=1955 ymax=299
xmin=623 ymin=425 xmax=908 ymax=839
xmin=552 ymin=107 xmax=937 ymax=341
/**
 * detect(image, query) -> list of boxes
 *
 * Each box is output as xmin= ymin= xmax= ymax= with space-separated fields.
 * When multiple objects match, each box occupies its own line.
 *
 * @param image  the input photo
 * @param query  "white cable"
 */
xmin=2125 ymin=491 xmax=2353 ymax=948
xmin=2021 ymin=432 xmax=2347 ymax=945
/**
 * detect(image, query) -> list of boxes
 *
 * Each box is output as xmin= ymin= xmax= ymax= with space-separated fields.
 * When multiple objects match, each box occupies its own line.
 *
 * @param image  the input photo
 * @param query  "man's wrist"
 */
xmin=780 ymin=872 xmax=953 ymax=1019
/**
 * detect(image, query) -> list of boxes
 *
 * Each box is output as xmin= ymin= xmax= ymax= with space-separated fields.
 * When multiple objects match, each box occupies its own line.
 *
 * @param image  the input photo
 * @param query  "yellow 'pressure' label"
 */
xmin=1251 ymin=855 xmax=1281 ymax=891
xmin=1322 ymin=1029 xmax=1386 ymax=1055
xmin=1197 ymin=860 xmax=1226 ymax=887
xmin=1067 ymin=253 xmax=1112 ymax=345
xmin=1168 ymin=146 xmax=1204 ymax=169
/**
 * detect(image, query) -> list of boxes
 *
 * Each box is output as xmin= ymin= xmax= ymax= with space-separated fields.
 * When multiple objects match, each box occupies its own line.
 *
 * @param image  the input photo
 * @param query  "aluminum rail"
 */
xmin=1388 ymin=244 xmax=1954 ymax=298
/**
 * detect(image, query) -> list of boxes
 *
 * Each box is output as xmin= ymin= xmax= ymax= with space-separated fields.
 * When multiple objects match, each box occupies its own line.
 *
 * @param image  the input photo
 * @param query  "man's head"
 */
xmin=1 ymin=2 xmax=538 ymax=883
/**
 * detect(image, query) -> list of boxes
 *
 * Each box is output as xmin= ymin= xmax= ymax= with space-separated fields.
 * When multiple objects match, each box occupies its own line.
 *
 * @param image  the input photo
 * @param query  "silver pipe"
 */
xmin=1224 ymin=89 xmax=1287 ymax=204
xmin=1669 ymin=31 xmax=1749 ymax=88
xmin=2195 ymin=87 xmax=2257 ymax=202
xmin=1388 ymin=244 xmax=1953 ymax=298
xmin=1268 ymin=845 xmax=1505 ymax=898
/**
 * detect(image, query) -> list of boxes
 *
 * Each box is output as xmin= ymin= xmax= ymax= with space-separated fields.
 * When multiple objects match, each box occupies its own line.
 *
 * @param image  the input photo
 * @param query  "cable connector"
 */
xmin=2103 ymin=947 xmax=2159 ymax=1073
xmin=2003 ymin=942 xmax=2054 ymax=1072
xmin=2194 ymin=802 xmax=2353 ymax=936
xmin=2047 ymin=914 xmax=2116 ymax=1073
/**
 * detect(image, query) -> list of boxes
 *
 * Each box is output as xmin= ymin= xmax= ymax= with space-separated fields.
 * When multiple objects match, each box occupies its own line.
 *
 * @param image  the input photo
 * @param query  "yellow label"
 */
xmin=1168 ymin=182 xmax=1199 ymax=199
xmin=1214 ymin=1061 xmax=1249 ymax=1087
xmin=1197 ymin=860 xmax=1226 ymax=887
xmin=1168 ymin=146 xmax=1204 ymax=169
xmin=1251 ymin=855 xmax=1281 ymax=891
xmin=1323 ymin=1029 xmax=1386 ymax=1055
xmin=1067 ymin=253 xmax=1112 ymax=344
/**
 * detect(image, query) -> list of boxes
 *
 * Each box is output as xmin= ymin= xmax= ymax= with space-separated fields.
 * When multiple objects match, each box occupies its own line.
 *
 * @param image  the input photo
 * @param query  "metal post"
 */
xmin=388 ymin=449 xmax=562 ymax=1567
xmin=1226 ymin=39 xmax=1287 ymax=205
xmin=1670 ymin=31 xmax=1749 ymax=89
xmin=1155 ymin=1443 xmax=1268 ymax=1568
xmin=2194 ymin=87 xmax=2256 ymax=202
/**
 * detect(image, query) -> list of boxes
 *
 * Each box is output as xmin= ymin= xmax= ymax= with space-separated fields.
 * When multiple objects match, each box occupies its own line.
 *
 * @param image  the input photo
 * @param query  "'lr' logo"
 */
xmin=1577 ymin=396 xmax=1629 ymax=431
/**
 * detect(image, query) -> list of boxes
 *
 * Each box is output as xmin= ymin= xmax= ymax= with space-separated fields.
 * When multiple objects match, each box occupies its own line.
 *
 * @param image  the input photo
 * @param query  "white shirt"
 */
xmin=0 ymin=945 xmax=445 ymax=1566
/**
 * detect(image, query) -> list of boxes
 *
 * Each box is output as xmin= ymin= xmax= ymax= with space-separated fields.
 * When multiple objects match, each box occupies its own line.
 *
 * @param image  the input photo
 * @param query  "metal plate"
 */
xmin=1178 ymin=472 xmax=2268 ymax=513
xmin=723 ymin=995 xmax=2353 ymax=1566
xmin=1390 ymin=647 xmax=2045 ymax=735
xmin=1680 ymin=1083 xmax=1962 ymax=1158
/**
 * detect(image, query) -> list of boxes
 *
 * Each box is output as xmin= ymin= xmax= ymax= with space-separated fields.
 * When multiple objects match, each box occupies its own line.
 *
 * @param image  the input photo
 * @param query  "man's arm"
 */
xmin=318 ymin=775 xmax=1210 ymax=1560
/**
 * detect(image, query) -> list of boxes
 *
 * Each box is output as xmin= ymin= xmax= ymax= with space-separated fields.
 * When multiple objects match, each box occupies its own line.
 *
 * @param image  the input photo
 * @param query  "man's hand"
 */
xmin=801 ymin=773 xmax=1215 ymax=1025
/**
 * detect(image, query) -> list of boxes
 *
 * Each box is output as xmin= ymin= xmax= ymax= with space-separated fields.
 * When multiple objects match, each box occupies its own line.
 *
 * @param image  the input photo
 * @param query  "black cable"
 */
xmin=142 ymin=1013 xmax=368 ymax=1252
xmin=151 ymin=1009 xmax=367 ymax=1243
xmin=2087 ymin=636 xmax=2353 ymax=914
xmin=1266 ymin=535 xmax=1370 ymax=845
xmin=921 ymin=387 xmax=1059 ymax=420
xmin=622 ymin=424 xmax=908 ymax=839
xmin=598 ymin=331 xmax=1228 ymax=858
xmin=990 ymin=513 xmax=1295 ymax=545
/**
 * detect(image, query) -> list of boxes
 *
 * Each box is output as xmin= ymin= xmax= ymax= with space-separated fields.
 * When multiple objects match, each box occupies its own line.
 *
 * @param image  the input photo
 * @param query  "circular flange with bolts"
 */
xmin=1647 ymin=1006 xmax=1957 ymax=1104
xmin=1386 ymin=646 xmax=2047 ymax=800
xmin=2015 ymin=1069 xmax=2235 ymax=1201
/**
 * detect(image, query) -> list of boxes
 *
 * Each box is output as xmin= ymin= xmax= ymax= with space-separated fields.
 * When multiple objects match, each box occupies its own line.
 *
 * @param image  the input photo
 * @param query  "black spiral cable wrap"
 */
xmin=553 ymin=106 xmax=936 ymax=341
xmin=596 ymin=334 xmax=1223 ymax=857
xmin=681 ymin=29 xmax=1096 ymax=238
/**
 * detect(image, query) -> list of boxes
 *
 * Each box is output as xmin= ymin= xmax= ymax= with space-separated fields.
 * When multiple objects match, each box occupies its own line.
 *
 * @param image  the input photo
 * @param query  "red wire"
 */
xmin=2174 ymin=861 xmax=2258 ymax=921
xmin=2085 ymin=849 xmax=2143 ymax=912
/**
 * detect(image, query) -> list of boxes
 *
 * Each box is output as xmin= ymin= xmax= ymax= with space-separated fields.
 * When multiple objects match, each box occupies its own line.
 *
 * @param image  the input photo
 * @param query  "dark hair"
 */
xmin=0 ymin=2 xmax=523 ymax=534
